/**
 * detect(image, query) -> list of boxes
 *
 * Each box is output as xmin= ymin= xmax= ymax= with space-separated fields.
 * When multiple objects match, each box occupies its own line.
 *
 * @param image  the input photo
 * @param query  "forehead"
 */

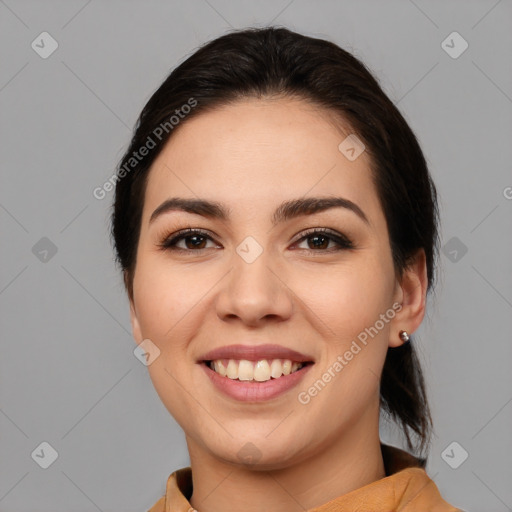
xmin=142 ymin=97 xmax=381 ymax=225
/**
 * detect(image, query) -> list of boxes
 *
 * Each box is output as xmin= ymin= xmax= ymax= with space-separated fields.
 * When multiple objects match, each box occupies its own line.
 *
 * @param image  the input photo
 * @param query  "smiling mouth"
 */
xmin=203 ymin=358 xmax=314 ymax=382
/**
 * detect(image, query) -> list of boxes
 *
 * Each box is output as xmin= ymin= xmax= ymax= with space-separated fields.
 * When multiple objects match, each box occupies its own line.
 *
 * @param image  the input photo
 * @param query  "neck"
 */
xmin=187 ymin=409 xmax=385 ymax=512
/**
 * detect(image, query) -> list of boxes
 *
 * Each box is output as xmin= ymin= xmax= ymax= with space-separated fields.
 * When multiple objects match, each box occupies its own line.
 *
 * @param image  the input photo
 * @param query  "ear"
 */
xmin=389 ymin=248 xmax=428 ymax=348
xmin=126 ymin=271 xmax=143 ymax=344
xmin=129 ymin=298 xmax=143 ymax=344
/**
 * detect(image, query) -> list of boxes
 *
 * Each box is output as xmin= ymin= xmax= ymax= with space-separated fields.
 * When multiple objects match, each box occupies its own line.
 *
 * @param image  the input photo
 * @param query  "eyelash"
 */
xmin=157 ymin=227 xmax=354 ymax=254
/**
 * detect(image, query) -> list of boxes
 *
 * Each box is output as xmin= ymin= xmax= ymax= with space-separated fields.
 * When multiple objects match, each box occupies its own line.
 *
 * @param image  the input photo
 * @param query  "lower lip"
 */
xmin=200 ymin=362 xmax=314 ymax=402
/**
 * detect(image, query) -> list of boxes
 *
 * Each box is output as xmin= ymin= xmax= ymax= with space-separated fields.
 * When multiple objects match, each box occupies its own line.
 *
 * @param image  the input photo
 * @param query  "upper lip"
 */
xmin=198 ymin=344 xmax=315 ymax=363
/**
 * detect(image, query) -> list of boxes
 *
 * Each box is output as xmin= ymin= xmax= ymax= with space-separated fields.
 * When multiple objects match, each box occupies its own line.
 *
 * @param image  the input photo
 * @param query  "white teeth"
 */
xmin=253 ymin=360 xmax=270 ymax=382
xmin=213 ymin=360 xmax=227 ymax=376
xmin=238 ymin=360 xmax=254 ymax=381
xmin=209 ymin=358 xmax=306 ymax=381
xmin=270 ymin=359 xmax=282 ymax=379
xmin=226 ymin=359 xmax=238 ymax=379
xmin=291 ymin=362 xmax=301 ymax=373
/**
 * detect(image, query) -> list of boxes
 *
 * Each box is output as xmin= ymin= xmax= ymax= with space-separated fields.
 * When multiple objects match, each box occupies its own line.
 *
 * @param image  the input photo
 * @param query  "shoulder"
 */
xmin=146 ymin=495 xmax=165 ymax=512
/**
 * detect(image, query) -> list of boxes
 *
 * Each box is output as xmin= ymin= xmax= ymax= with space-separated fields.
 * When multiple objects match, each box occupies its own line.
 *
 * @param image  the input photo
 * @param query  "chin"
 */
xmin=209 ymin=436 xmax=308 ymax=470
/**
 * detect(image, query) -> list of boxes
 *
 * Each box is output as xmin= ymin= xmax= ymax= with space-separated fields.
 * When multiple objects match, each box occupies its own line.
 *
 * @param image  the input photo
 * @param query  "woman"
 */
xmin=111 ymin=27 xmax=461 ymax=511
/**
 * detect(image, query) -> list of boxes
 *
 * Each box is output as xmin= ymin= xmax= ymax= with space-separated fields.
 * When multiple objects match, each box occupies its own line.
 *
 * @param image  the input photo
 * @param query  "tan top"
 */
xmin=147 ymin=443 xmax=462 ymax=511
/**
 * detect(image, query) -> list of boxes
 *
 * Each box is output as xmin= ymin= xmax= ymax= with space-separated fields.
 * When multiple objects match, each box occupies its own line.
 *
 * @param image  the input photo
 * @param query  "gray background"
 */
xmin=1 ymin=0 xmax=511 ymax=511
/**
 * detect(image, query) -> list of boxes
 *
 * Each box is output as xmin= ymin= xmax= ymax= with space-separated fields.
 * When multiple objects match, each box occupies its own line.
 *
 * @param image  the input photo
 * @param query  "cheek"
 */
xmin=133 ymin=257 xmax=203 ymax=339
xmin=131 ymin=261 xmax=198 ymax=424
xmin=288 ymin=256 xmax=395 ymax=341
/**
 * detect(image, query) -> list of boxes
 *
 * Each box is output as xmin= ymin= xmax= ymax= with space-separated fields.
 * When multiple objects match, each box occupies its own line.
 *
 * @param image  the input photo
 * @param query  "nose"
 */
xmin=215 ymin=248 xmax=294 ymax=327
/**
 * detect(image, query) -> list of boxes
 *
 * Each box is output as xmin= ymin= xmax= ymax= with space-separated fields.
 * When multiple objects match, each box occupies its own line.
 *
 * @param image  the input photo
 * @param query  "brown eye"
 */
xmin=159 ymin=229 xmax=219 ymax=252
xmin=305 ymin=233 xmax=330 ymax=250
xmin=182 ymin=234 xmax=208 ymax=250
xmin=294 ymin=228 xmax=354 ymax=252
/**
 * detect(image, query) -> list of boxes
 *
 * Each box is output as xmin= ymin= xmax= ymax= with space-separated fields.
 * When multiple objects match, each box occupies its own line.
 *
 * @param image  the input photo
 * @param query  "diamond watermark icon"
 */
xmin=134 ymin=338 xmax=161 ymax=366
xmin=32 ymin=237 xmax=58 ymax=263
xmin=441 ymin=441 xmax=469 ymax=469
xmin=237 ymin=442 xmax=262 ymax=464
xmin=338 ymin=134 xmax=365 ymax=161
xmin=441 ymin=31 xmax=468 ymax=59
xmin=31 ymin=32 xmax=59 ymax=59
xmin=442 ymin=236 xmax=468 ymax=263
xmin=31 ymin=441 xmax=59 ymax=469
xmin=236 ymin=236 xmax=263 ymax=264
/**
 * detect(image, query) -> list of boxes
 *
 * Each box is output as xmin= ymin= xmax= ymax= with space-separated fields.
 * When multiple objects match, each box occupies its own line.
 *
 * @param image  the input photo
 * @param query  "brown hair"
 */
xmin=111 ymin=26 xmax=439 ymax=458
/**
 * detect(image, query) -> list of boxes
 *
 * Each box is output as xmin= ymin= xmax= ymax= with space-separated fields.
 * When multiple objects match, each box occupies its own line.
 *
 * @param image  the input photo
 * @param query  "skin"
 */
xmin=128 ymin=97 xmax=428 ymax=512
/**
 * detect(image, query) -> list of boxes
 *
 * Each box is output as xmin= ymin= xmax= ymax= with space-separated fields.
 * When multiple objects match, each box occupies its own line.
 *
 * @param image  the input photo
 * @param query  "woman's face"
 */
xmin=129 ymin=97 xmax=407 ymax=468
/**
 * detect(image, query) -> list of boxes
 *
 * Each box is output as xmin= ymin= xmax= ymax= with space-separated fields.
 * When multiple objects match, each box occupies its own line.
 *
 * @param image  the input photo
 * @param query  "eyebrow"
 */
xmin=149 ymin=196 xmax=369 ymax=226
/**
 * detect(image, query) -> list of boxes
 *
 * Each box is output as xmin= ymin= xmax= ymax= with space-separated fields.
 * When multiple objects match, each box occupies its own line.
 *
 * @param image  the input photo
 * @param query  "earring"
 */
xmin=399 ymin=330 xmax=410 ymax=343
